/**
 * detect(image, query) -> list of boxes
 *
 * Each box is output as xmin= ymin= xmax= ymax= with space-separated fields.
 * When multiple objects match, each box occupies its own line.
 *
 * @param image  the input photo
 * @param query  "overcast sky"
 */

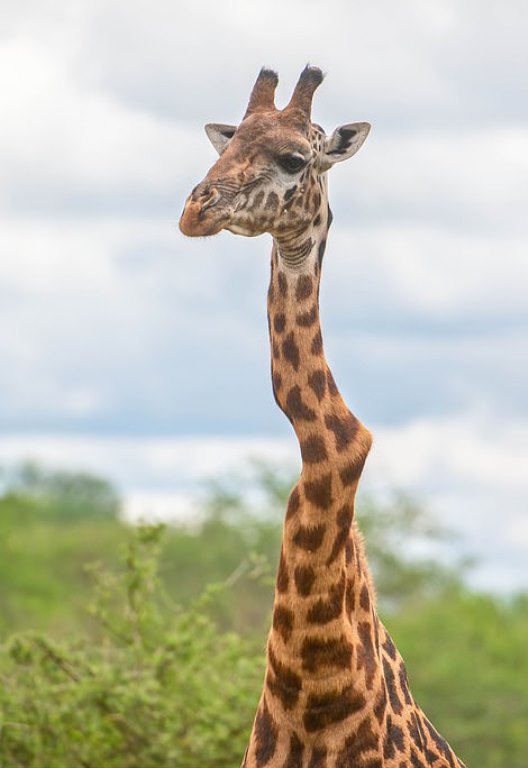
xmin=1 ymin=0 xmax=527 ymax=590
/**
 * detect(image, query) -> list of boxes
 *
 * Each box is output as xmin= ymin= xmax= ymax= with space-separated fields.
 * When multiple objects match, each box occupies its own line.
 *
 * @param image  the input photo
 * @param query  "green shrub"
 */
xmin=0 ymin=526 xmax=263 ymax=768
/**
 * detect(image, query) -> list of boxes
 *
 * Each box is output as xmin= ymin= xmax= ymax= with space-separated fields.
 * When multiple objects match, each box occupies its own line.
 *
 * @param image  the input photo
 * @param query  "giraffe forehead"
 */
xmin=232 ymin=113 xmax=321 ymax=156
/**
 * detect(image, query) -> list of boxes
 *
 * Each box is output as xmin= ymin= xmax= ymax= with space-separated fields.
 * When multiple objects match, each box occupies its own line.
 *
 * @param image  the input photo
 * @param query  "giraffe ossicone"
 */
xmin=180 ymin=66 xmax=466 ymax=768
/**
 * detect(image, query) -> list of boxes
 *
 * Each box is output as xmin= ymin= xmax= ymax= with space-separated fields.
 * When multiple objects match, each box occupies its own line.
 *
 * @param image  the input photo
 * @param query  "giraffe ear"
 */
xmin=204 ymin=123 xmax=237 ymax=155
xmin=321 ymin=122 xmax=371 ymax=169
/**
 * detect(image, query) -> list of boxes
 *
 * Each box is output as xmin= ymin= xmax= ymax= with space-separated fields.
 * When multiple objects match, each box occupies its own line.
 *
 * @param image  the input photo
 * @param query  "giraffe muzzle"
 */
xmin=179 ymin=184 xmax=228 ymax=237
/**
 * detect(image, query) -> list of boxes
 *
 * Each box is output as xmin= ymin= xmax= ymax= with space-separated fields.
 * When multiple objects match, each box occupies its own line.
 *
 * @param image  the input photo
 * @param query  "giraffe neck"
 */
xmin=263 ymin=200 xmax=382 ymax=736
xmin=245 ymin=183 xmax=465 ymax=768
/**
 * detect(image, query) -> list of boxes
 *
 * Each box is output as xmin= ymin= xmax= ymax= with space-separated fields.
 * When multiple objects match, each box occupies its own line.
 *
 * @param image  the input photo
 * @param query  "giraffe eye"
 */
xmin=278 ymin=153 xmax=307 ymax=174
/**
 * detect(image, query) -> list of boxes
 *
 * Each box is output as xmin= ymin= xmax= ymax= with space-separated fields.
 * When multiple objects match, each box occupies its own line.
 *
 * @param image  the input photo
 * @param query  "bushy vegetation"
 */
xmin=1 ymin=462 xmax=527 ymax=767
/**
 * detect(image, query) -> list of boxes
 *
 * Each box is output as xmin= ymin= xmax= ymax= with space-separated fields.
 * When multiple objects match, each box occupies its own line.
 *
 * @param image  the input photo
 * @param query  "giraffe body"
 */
xmin=180 ymin=66 xmax=466 ymax=768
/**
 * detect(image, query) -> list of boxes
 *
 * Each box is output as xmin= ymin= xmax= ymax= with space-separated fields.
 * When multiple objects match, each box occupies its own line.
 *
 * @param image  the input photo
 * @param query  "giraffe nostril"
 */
xmin=199 ymin=186 xmax=221 ymax=211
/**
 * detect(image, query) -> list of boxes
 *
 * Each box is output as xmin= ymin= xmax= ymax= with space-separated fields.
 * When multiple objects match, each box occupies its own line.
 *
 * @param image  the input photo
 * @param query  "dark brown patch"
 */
xmin=303 ymin=684 xmax=366 ymax=732
xmin=307 ymin=746 xmax=327 ymax=768
xmin=307 ymin=570 xmax=346 ymax=624
xmin=301 ymin=635 xmax=352 ymax=673
xmin=284 ymin=185 xmax=297 ymax=203
xmin=294 ymin=564 xmax=316 ymax=596
xmin=296 ymin=275 xmax=313 ymax=302
xmin=282 ymin=332 xmax=300 ymax=371
xmin=307 ymin=369 xmax=326 ymax=401
xmin=272 ymin=605 xmax=294 ymax=644
xmin=265 ymin=191 xmax=279 ymax=211
xmin=276 ymin=549 xmax=289 ymax=593
xmin=383 ymin=714 xmax=405 ymax=760
xmin=410 ymin=749 xmax=426 ymax=768
xmin=254 ymin=700 xmax=278 ymax=766
xmin=249 ymin=190 xmax=265 ymax=212
xmin=296 ymin=306 xmax=317 ymax=327
xmin=300 ymin=435 xmax=328 ymax=465
xmin=325 ymin=504 xmax=353 ymax=565
xmin=374 ymin=686 xmax=387 ymax=724
xmin=360 ymin=583 xmax=371 ymax=612
xmin=286 ymin=385 xmax=317 ymax=421
xmin=293 ymin=523 xmax=326 ymax=551
xmin=383 ymin=655 xmax=402 ymax=715
xmin=345 ymin=578 xmax=356 ymax=614
xmin=399 ymin=660 xmax=413 ymax=705
xmin=278 ymin=271 xmax=288 ymax=297
xmin=282 ymin=733 xmax=304 ymax=768
xmin=357 ymin=621 xmax=378 ymax=690
xmin=303 ymin=472 xmax=332 ymax=508
xmin=324 ymin=411 xmax=361 ymax=452
xmin=310 ymin=329 xmax=323 ymax=355
xmin=326 ymin=369 xmax=339 ymax=395
xmin=272 ymin=341 xmax=281 ymax=359
xmin=313 ymin=213 xmax=321 ymax=227
xmin=286 ymin=486 xmax=301 ymax=520
xmin=317 ymin=239 xmax=327 ymax=267
xmin=382 ymin=633 xmax=398 ymax=661
xmin=336 ymin=717 xmax=379 ymax=765
xmin=423 ymin=718 xmax=457 ymax=764
xmin=273 ymin=313 xmax=286 ymax=333
xmin=272 ymin=371 xmax=283 ymax=393
xmin=340 ymin=459 xmax=365 ymax=487
xmin=267 ymin=645 xmax=302 ymax=710
xmin=408 ymin=712 xmax=425 ymax=751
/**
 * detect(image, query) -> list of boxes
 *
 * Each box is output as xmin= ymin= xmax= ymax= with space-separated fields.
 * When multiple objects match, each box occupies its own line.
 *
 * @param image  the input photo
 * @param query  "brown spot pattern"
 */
xmin=295 ymin=275 xmax=313 ymax=302
xmin=254 ymin=701 xmax=278 ymax=766
xmin=383 ymin=714 xmax=405 ymax=760
xmin=272 ymin=605 xmax=294 ymax=644
xmin=282 ymin=733 xmax=304 ymax=768
xmin=326 ymin=503 xmax=353 ymax=565
xmin=301 ymin=634 xmax=353 ymax=673
xmin=360 ymin=583 xmax=371 ymax=612
xmin=303 ymin=684 xmax=366 ymax=732
xmin=307 ymin=570 xmax=346 ymax=624
xmin=278 ymin=271 xmax=288 ymax=297
xmin=282 ymin=332 xmax=300 ymax=371
xmin=326 ymin=369 xmax=339 ymax=395
xmin=286 ymin=486 xmax=301 ymax=520
xmin=276 ymin=549 xmax=289 ymax=593
xmin=303 ymin=472 xmax=332 ymax=508
xmin=307 ymin=746 xmax=327 ymax=768
xmin=340 ymin=459 xmax=364 ymax=487
xmin=294 ymin=564 xmax=317 ymax=596
xmin=296 ymin=306 xmax=317 ymax=327
xmin=383 ymin=655 xmax=403 ymax=715
xmin=286 ymin=386 xmax=317 ymax=421
xmin=267 ymin=646 xmax=302 ymax=710
xmin=300 ymin=435 xmax=328 ymax=465
xmin=292 ymin=523 xmax=325 ymax=552
xmin=336 ymin=717 xmax=380 ymax=766
xmin=324 ymin=411 xmax=361 ymax=452
xmin=307 ymin=369 xmax=326 ymax=401
xmin=357 ymin=621 xmax=378 ymax=690
xmin=311 ymin=329 xmax=323 ymax=355
xmin=273 ymin=313 xmax=286 ymax=333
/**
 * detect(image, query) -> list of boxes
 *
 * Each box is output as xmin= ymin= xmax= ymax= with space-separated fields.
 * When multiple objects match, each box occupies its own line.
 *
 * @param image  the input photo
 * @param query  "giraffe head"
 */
xmin=179 ymin=66 xmax=370 ymax=241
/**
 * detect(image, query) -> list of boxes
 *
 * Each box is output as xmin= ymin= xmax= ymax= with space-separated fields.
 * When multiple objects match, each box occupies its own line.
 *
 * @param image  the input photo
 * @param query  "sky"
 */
xmin=0 ymin=0 xmax=527 ymax=591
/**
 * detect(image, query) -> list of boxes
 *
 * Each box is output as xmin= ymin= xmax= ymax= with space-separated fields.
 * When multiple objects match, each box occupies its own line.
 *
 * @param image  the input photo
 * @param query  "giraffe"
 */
xmin=180 ymin=66 xmax=466 ymax=768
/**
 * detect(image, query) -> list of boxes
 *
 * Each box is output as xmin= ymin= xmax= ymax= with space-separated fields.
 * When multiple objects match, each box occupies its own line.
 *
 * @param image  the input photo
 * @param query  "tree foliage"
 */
xmin=0 ymin=462 xmax=527 ymax=767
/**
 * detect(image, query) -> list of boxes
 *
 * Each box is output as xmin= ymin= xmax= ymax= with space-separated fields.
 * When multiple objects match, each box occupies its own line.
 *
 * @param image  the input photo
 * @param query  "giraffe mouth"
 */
xmin=179 ymin=197 xmax=230 ymax=237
